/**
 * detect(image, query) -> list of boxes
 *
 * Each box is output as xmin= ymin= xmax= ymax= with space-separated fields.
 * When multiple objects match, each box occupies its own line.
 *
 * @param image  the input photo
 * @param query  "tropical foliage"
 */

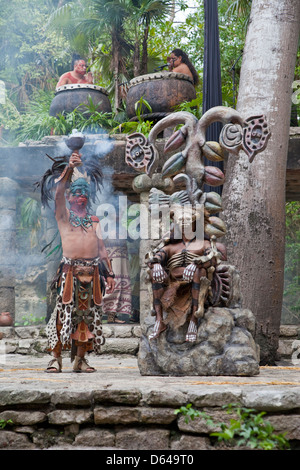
xmin=283 ymin=201 xmax=300 ymax=323
xmin=0 ymin=0 xmax=253 ymax=144
xmin=19 ymin=197 xmax=42 ymax=250
xmin=1 ymin=0 xmax=299 ymax=322
xmin=46 ymin=0 xmax=174 ymax=108
xmin=0 ymin=0 xmax=69 ymax=109
xmin=175 ymin=403 xmax=290 ymax=450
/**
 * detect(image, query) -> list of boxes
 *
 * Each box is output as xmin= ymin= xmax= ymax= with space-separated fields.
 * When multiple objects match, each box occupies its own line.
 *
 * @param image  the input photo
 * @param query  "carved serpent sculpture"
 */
xmin=126 ymin=106 xmax=271 ymax=189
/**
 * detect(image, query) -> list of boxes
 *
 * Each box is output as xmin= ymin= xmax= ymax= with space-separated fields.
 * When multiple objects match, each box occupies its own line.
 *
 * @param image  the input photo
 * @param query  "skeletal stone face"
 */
xmin=172 ymin=205 xmax=201 ymax=225
xmin=171 ymin=205 xmax=204 ymax=242
xmin=174 ymin=209 xmax=194 ymax=228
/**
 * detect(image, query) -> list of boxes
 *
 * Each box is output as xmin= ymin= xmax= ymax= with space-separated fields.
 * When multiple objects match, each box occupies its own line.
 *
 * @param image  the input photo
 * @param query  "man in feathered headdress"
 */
xmin=40 ymin=150 xmax=115 ymax=373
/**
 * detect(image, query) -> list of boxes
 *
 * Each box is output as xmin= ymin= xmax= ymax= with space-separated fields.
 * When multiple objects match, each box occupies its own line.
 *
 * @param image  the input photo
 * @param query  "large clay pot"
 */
xmin=49 ymin=84 xmax=112 ymax=117
xmin=0 ymin=312 xmax=13 ymax=326
xmin=126 ymin=72 xmax=196 ymax=120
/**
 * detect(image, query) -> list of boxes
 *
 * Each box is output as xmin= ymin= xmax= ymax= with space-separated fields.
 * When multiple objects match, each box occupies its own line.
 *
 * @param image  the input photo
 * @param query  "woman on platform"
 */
xmin=167 ymin=49 xmax=199 ymax=86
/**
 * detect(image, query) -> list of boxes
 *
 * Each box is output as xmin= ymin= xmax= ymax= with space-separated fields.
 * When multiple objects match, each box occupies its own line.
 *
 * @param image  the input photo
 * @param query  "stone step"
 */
xmin=0 ymin=324 xmax=141 ymax=356
xmin=1 ymin=354 xmax=300 ymax=450
xmin=278 ymin=325 xmax=300 ymax=360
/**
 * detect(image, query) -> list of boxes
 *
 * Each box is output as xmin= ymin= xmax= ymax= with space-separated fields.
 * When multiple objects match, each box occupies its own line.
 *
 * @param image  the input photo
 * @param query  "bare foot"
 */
xmin=149 ymin=320 xmax=167 ymax=340
xmin=185 ymin=320 xmax=198 ymax=342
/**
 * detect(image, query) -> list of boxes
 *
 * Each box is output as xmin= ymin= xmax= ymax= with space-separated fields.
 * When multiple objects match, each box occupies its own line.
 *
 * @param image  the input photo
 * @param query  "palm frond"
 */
xmin=133 ymin=0 xmax=173 ymax=22
xmin=226 ymin=0 xmax=252 ymax=18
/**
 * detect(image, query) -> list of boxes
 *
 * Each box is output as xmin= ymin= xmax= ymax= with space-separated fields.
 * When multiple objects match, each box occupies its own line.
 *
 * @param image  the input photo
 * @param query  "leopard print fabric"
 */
xmin=46 ymin=271 xmax=105 ymax=354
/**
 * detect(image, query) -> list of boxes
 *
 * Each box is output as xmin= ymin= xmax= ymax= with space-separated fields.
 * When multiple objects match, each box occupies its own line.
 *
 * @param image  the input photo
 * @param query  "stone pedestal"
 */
xmin=138 ymin=306 xmax=260 ymax=376
xmin=138 ymin=265 xmax=260 ymax=377
xmin=0 ymin=178 xmax=19 ymax=322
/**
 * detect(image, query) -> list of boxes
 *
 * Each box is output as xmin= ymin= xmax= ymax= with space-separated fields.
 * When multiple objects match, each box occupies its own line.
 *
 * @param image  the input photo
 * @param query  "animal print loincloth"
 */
xmin=46 ymin=257 xmax=105 ymax=357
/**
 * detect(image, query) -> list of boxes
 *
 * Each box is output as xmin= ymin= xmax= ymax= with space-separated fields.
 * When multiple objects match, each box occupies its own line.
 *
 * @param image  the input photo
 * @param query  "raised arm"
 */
xmin=55 ymin=152 xmax=81 ymax=223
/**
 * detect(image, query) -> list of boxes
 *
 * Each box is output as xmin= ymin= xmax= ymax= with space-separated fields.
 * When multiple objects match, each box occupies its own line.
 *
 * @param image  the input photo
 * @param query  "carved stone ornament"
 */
xmin=242 ymin=115 xmax=271 ymax=162
xmin=219 ymin=114 xmax=271 ymax=162
xmin=125 ymin=107 xmax=271 ymax=184
xmin=125 ymin=132 xmax=158 ymax=175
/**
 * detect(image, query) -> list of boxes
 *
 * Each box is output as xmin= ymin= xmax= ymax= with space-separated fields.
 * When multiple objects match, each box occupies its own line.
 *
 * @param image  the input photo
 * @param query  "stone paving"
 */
xmin=1 ymin=353 xmax=300 ymax=451
xmin=1 ymin=353 xmax=300 ymax=408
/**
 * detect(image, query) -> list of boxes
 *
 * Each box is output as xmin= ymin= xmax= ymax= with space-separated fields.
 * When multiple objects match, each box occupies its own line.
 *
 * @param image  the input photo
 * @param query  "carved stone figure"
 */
xmin=146 ymin=204 xmax=230 ymax=343
xmin=125 ymin=106 xmax=270 ymax=376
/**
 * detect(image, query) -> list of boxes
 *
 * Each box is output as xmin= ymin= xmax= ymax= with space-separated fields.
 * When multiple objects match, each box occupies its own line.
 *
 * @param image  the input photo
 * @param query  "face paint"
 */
xmin=70 ymin=178 xmax=90 ymax=198
xmin=68 ymin=178 xmax=90 ymax=210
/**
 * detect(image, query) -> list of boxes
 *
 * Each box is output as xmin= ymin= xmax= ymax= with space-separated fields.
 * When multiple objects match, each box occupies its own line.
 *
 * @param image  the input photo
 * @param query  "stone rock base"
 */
xmin=138 ymin=307 xmax=260 ymax=376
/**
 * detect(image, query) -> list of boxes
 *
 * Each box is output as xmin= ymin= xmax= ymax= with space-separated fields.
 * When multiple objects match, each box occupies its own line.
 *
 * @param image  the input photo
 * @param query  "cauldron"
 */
xmin=126 ymin=72 xmax=196 ymax=120
xmin=49 ymin=84 xmax=112 ymax=117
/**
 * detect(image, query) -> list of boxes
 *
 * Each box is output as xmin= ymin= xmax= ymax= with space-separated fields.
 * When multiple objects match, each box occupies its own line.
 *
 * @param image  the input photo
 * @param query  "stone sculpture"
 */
xmin=125 ymin=106 xmax=271 ymax=376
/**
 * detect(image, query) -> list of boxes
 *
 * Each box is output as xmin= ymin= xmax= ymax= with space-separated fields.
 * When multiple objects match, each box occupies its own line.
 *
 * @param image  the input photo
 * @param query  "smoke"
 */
xmin=0 ymin=80 xmax=5 ymax=105
xmin=0 ymin=125 xmax=125 ymax=320
xmin=51 ymin=128 xmax=129 ymax=241
xmin=94 ymin=140 xmax=125 ymax=240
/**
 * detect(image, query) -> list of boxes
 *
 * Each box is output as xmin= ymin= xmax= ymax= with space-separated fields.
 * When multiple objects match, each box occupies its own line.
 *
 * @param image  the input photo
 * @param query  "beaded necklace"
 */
xmin=69 ymin=210 xmax=93 ymax=230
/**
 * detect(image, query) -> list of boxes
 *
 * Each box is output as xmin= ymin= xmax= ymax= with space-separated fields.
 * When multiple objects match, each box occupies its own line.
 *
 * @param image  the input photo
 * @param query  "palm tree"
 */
xmin=48 ymin=0 xmax=134 ymax=109
xmin=132 ymin=0 xmax=173 ymax=76
xmin=83 ymin=0 xmax=136 ymax=108
xmin=226 ymin=0 xmax=252 ymax=15
xmin=48 ymin=0 xmax=173 ymax=108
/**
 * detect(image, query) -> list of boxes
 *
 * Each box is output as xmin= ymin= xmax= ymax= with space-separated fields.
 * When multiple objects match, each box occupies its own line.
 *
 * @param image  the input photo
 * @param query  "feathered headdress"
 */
xmin=36 ymin=154 xmax=103 ymax=208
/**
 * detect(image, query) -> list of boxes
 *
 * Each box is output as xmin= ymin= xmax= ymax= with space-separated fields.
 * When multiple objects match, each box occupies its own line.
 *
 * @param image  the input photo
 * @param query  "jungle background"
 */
xmin=0 ymin=0 xmax=299 ymax=325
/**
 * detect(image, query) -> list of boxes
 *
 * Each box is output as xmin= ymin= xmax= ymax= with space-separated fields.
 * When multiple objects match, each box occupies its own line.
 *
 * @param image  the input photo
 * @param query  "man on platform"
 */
xmin=56 ymin=59 xmax=93 ymax=88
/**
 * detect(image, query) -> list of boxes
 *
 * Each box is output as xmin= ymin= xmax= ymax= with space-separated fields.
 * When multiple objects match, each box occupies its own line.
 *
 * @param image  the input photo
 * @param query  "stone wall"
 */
xmin=0 ymin=324 xmax=140 ymax=357
xmin=0 ymin=380 xmax=299 ymax=450
xmin=0 ymin=324 xmax=298 ymax=360
xmin=277 ymin=325 xmax=300 ymax=361
xmin=0 ymin=324 xmax=300 ymax=450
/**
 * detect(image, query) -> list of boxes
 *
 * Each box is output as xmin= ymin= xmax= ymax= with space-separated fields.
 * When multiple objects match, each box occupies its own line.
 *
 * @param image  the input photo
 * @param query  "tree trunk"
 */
xmin=111 ymin=31 xmax=120 ymax=111
xmin=222 ymin=0 xmax=300 ymax=364
xmin=133 ymin=39 xmax=141 ymax=77
xmin=141 ymin=23 xmax=149 ymax=75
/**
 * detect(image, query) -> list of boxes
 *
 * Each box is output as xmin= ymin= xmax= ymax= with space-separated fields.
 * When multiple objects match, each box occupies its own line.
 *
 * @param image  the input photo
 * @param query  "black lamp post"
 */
xmin=202 ymin=0 xmax=223 ymax=195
